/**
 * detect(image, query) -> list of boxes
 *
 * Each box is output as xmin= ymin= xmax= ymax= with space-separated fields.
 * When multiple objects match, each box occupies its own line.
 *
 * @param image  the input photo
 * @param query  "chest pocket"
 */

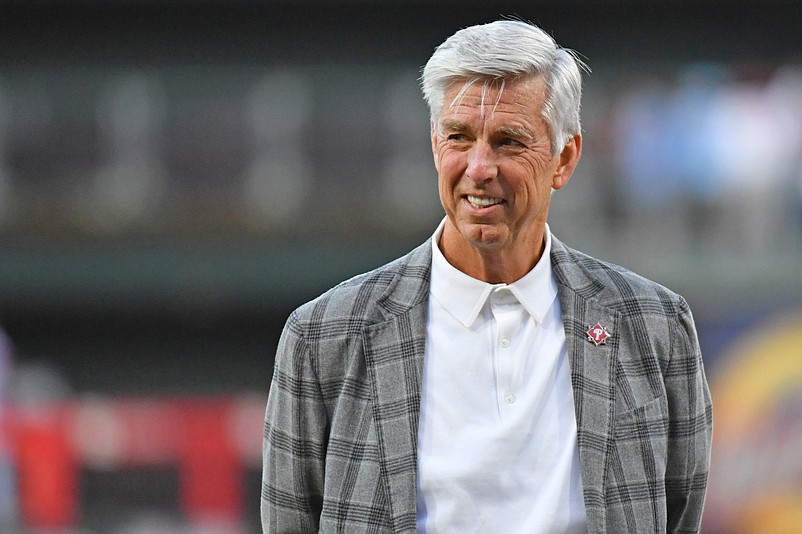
xmin=613 ymin=393 xmax=668 ymax=439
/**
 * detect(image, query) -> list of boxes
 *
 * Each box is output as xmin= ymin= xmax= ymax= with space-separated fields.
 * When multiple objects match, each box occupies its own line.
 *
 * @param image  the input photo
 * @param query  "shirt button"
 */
xmin=504 ymin=393 xmax=516 ymax=404
xmin=491 ymin=287 xmax=512 ymax=302
xmin=500 ymin=338 xmax=510 ymax=348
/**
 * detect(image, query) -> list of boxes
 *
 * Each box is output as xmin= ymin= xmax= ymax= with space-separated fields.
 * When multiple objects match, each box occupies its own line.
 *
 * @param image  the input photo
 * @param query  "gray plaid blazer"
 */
xmin=262 ymin=237 xmax=713 ymax=533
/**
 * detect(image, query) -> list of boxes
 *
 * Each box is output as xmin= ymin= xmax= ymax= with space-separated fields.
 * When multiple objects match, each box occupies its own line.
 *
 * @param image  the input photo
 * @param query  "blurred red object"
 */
xmin=179 ymin=399 xmax=243 ymax=523
xmin=5 ymin=394 xmax=265 ymax=530
xmin=13 ymin=405 xmax=77 ymax=529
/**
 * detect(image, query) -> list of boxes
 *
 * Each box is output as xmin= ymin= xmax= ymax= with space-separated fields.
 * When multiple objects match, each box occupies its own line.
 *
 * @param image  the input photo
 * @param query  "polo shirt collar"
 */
xmin=429 ymin=218 xmax=558 ymax=328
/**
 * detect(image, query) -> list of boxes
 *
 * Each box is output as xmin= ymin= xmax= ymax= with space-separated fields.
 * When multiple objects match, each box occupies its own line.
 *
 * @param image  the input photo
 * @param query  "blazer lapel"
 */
xmin=363 ymin=243 xmax=431 ymax=533
xmin=552 ymin=239 xmax=620 ymax=533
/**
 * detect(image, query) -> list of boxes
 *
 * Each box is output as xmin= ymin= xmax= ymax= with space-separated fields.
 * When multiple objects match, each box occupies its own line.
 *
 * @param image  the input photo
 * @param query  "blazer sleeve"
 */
xmin=664 ymin=297 xmax=713 ymax=533
xmin=262 ymin=311 xmax=328 ymax=533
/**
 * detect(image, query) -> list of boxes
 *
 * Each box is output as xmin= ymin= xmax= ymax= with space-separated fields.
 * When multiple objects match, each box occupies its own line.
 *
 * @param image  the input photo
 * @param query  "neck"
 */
xmin=438 ymin=224 xmax=546 ymax=284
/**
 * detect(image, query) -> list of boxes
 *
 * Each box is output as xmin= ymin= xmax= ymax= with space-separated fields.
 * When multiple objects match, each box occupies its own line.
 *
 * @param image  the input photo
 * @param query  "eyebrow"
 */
xmin=439 ymin=119 xmax=468 ymax=133
xmin=496 ymin=126 xmax=534 ymax=142
xmin=439 ymin=121 xmax=532 ymax=138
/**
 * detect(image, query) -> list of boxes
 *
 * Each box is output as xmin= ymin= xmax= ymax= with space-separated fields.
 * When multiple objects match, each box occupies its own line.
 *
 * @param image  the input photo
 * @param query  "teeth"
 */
xmin=467 ymin=195 xmax=503 ymax=208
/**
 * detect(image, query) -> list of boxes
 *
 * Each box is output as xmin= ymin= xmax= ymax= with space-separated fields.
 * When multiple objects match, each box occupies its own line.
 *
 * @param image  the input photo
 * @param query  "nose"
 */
xmin=466 ymin=142 xmax=497 ymax=183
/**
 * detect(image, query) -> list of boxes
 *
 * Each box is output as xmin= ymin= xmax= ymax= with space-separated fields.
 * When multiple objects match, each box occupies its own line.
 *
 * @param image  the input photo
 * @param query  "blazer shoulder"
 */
xmin=552 ymin=239 xmax=688 ymax=317
xmin=291 ymin=240 xmax=431 ymax=327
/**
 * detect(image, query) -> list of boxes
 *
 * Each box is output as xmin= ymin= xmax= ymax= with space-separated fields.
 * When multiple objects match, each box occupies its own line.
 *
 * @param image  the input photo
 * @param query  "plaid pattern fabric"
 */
xmin=262 ymin=237 xmax=713 ymax=533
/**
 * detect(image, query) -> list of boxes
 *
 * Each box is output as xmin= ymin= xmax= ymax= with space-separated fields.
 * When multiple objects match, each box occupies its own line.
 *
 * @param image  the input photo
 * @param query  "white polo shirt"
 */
xmin=416 ymin=220 xmax=587 ymax=533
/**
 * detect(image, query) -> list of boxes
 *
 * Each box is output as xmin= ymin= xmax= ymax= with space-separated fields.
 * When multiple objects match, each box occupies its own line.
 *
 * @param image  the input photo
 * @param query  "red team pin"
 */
xmin=587 ymin=323 xmax=610 ymax=346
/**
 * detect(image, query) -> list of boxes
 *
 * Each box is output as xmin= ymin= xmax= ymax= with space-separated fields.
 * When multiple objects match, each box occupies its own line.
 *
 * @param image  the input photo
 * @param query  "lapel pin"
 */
xmin=587 ymin=323 xmax=611 ymax=346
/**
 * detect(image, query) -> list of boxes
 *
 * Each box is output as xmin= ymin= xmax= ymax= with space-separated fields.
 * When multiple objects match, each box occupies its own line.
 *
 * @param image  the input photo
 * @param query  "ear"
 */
xmin=551 ymin=134 xmax=582 ymax=191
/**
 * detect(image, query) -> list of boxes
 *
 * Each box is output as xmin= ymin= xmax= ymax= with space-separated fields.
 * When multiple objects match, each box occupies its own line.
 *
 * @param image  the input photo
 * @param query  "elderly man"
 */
xmin=262 ymin=20 xmax=713 ymax=534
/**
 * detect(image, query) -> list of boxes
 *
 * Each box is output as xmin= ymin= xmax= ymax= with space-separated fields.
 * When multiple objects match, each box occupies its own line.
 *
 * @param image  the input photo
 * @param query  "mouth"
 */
xmin=466 ymin=195 xmax=504 ymax=209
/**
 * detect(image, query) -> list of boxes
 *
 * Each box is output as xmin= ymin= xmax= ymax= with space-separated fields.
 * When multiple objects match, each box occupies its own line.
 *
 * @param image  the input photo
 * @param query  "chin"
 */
xmin=461 ymin=224 xmax=508 ymax=249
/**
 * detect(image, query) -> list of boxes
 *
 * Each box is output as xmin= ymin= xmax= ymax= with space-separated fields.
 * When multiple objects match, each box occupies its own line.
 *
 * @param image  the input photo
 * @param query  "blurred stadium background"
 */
xmin=1 ymin=0 xmax=801 ymax=532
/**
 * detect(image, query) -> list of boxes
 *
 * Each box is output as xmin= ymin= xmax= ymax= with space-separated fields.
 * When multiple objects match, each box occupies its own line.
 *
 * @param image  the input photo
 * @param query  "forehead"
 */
xmin=440 ymin=75 xmax=548 ymax=124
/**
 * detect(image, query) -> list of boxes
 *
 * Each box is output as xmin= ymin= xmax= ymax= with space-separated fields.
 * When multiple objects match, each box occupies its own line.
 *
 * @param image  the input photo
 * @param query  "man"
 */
xmin=262 ymin=20 xmax=713 ymax=534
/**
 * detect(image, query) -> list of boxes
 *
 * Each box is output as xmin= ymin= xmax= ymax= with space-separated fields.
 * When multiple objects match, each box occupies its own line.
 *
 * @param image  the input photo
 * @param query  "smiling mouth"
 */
xmin=467 ymin=195 xmax=504 ymax=209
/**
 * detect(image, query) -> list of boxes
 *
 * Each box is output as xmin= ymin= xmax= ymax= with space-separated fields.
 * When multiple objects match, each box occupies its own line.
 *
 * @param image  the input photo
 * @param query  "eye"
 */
xmin=499 ymin=137 xmax=525 ymax=149
xmin=447 ymin=133 xmax=468 ymax=142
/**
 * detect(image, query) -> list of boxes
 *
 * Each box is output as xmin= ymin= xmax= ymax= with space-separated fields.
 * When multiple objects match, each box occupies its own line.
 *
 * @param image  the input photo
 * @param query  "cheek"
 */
xmin=436 ymin=156 xmax=464 ymax=211
xmin=502 ymin=163 xmax=547 ymax=207
xmin=437 ymin=177 xmax=457 ymax=215
xmin=437 ymin=151 xmax=465 ymax=183
xmin=437 ymin=169 xmax=457 ymax=203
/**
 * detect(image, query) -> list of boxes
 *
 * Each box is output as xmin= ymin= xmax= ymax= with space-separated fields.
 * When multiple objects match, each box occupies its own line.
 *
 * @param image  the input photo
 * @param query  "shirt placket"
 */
xmin=490 ymin=286 xmax=523 ymax=415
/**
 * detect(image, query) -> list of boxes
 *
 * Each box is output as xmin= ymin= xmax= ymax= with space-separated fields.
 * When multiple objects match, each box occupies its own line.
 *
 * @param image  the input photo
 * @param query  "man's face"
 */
xmin=432 ymin=75 xmax=579 ymax=266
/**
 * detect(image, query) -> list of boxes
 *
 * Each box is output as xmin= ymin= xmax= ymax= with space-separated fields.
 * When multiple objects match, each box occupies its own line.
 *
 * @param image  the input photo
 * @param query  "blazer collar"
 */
xmin=374 ymin=240 xmax=432 ymax=321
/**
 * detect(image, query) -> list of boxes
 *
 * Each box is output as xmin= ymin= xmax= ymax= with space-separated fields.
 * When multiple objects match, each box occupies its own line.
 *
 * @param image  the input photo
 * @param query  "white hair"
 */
xmin=421 ymin=20 xmax=587 ymax=154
